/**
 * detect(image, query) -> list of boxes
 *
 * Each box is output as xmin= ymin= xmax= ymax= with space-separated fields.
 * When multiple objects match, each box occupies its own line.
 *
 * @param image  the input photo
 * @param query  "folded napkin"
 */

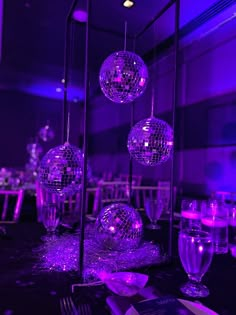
xmin=106 ymin=286 xmax=160 ymax=315
xmin=106 ymin=288 xmax=218 ymax=315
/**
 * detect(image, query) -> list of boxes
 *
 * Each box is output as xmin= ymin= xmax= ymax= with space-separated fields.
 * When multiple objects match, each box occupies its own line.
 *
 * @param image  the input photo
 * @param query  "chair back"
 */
xmin=35 ymin=181 xmax=81 ymax=223
xmin=212 ymin=191 xmax=236 ymax=204
xmin=98 ymin=181 xmax=129 ymax=208
xmin=119 ymin=174 xmax=142 ymax=186
xmin=0 ymin=189 xmax=24 ymax=222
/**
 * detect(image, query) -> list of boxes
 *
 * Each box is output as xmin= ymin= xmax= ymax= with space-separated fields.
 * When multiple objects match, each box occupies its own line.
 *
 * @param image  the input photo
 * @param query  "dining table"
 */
xmin=0 ymin=219 xmax=235 ymax=315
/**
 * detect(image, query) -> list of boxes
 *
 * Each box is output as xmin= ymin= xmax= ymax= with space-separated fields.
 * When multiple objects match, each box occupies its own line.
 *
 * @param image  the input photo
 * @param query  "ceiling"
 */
xmin=0 ymin=0 xmax=234 ymax=101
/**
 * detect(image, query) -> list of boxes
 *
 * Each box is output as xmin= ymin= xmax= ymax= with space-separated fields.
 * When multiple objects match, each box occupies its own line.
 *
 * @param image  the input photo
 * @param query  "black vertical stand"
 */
xmin=79 ymin=0 xmax=90 ymax=283
xmin=168 ymin=0 xmax=180 ymax=259
xmin=62 ymin=0 xmax=78 ymax=143
xmin=135 ymin=0 xmax=180 ymax=261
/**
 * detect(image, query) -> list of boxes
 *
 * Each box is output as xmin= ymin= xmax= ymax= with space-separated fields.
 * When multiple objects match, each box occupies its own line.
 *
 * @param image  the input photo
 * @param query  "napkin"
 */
xmin=106 ymin=286 xmax=160 ymax=315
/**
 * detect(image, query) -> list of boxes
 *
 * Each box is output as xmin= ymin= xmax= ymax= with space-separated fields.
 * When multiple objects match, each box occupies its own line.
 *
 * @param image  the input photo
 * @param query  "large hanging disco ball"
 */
xmin=38 ymin=123 xmax=55 ymax=142
xmin=99 ymin=51 xmax=148 ymax=104
xmin=127 ymin=117 xmax=173 ymax=166
xmin=95 ymin=203 xmax=143 ymax=251
xmin=38 ymin=142 xmax=83 ymax=197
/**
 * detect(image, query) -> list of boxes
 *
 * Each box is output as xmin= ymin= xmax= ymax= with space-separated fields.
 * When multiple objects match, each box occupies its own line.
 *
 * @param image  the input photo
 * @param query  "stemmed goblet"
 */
xmin=144 ymin=197 xmax=164 ymax=230
xmin=41 ymin=203 xmax=61 ymax=241
xmin=178 ymin=229 xmax=214 ymax=298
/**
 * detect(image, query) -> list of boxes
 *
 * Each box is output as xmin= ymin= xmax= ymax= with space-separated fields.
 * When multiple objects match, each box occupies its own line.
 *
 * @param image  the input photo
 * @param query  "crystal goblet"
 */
xmin=144 ymin=197 xmax=163 ymax=230
xmin=178 ymin=229 xmax=214 ymax=298
xmin=41 ymin=203 xmax=61 ymax=241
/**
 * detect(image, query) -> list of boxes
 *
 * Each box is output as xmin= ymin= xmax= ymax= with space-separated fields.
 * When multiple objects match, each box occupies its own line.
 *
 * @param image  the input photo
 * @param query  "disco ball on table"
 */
xmin=38 ymin=142 xmax=83 ymax=197
xmin=127 ymin=117 xmax=173 ymax=166
xmin=99 ymin=51 xmax=149 ymax=104
xmin=38 ymin=123 xmax=55 ymax=142
xmin=95 ymin=203 xmax=143 ymax=251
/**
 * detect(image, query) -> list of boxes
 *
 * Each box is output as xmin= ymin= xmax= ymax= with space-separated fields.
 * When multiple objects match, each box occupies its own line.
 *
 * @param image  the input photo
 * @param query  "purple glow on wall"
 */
xmin=72 ymin=9 xmax=88 ymax=23
xmin=17 ymin=79 xmax=84 ymax=101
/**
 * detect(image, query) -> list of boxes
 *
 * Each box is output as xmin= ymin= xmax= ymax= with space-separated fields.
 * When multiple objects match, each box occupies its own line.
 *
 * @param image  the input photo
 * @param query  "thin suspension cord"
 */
xmin=124 ymin=21 xmax=127 ymax=51
xmin=66 ymin=112 xmax=70 ymax=143
xmin=150 ymin=86 xmax=155 ymax=117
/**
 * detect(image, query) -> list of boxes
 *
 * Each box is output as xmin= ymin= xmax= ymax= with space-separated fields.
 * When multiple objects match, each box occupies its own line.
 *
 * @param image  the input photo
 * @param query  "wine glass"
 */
xmin=178 ymin=229 xmax=214 ymax=298
xmin=180 ymin=199 xmax=202 ymax=230
xmin=144 ymin=197 xmax=164 ymax=229
xmin=41 ymin=203 xmax=61 ymax=241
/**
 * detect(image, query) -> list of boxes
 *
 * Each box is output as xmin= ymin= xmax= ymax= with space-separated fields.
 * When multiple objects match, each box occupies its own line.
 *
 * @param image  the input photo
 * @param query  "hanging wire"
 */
xmin=66 ymin=112 xmax=70 ymax=143
xmin=150 ymin=86 xmax=155 ymax=117
xmin=128 ymin=37 xmax=136 ymax=205
xmin=150 ymin=16 xmax=158 ymax=118
xmin=124 ymin=21 xmax=127 ymax=51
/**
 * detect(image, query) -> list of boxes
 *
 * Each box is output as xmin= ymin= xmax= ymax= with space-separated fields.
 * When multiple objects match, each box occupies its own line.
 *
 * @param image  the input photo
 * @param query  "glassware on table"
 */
xmin=201 ymin=200 xmax=228 ymax=254
xmin=178 ymin=229 xmax=214 ymax=298
xmin=41 ymin=203 xmax=61 ymax=241
xmin=144 ymin=197 xmax=164 ymax=230
xmin=229 ymin=206 xmax=236 ymax=254
xmin=180 ymin=199 xmax=203 ymax=230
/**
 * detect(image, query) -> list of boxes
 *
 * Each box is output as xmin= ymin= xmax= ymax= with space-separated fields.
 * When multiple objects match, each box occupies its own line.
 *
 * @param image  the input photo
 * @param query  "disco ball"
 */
xmin=127 ymin=117 xmax=173 ymax=166
xmin=26 ymin=143 xmax=43 ymax=158
xmin=39 ymin=124 xmax=55 ymax=142
xmin=38 ymin=142 xmax=83 ymax=196
xmin=99 ymin=51 xmax=148 ymax=104
xmin=95 ymin=203 xmax=143 ymax=251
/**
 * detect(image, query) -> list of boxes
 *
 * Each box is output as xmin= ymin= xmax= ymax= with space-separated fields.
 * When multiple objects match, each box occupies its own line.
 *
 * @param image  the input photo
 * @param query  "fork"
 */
xmin=77 ymin=303 xmax=92 ymax=315
xmin=60 ymin=296 xmax=78 ymax=315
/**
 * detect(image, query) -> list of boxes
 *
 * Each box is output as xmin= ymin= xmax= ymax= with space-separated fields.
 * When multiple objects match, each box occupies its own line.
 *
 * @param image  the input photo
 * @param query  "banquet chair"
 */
xmin=36 ymin=181 xmax=97 ymax=223
xmin=95 ymin=181 xmax=129 ymax=210
xmin=211 ymin=191 xmax=236 ymax=204
xmin=119 ymin=174 xmax=142 ymax=186
xmin=119 ymin=174 xmax=142 ymax=208
xmin=0 ymin=189 xmax=24 ymax=222
xmin=35 ymin=181 xmax=81 ymax=222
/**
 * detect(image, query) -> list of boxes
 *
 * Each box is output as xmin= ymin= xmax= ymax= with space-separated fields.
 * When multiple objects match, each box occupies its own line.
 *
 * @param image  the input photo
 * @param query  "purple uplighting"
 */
xmin=1 ymin=1 xmax=236 ymax=313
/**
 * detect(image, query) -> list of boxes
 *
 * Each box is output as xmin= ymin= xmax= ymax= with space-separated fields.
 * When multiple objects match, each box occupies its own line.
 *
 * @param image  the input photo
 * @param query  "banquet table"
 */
xmin=0 ymin=222 xmax=235 ymax=315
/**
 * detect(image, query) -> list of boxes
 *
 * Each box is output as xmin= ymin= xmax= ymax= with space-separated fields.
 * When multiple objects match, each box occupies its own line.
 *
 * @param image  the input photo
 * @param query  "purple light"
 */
xmin=56 ymin=87 xmax=62 ymax=93
xmin=199 ymin=245 xmax=203 ymax=253
xmin=73 ymin=9 xmax=88 ymax=23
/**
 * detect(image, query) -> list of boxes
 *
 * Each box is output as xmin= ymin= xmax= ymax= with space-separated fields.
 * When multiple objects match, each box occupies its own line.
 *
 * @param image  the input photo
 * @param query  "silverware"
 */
xmin=77 ymin=303 xmax=92 ymax=315
xmin=60 ymin=296 xmax=78 ymax=315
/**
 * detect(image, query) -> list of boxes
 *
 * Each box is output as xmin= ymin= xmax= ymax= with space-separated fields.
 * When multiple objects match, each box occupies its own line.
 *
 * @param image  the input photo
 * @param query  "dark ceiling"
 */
xmin=0 ymin=0 xmax=233 ymax=100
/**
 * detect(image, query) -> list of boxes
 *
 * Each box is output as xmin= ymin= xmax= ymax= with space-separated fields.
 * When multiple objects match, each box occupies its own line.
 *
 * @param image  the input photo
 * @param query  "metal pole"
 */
xmin=168 ymin=0 xmax=180 ymax=260
xmin=79 ymin=0 xmax=90 ymax=282
xmin=128 ymin=38 xmax=136 ymax=205
xmin=62 ymin=0 xmax=78 ymax=143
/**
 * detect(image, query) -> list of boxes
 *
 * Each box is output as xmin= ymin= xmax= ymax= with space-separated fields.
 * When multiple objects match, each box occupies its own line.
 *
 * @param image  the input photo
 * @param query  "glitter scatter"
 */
xmin=34 ymin=225 xmax=163 ymax=282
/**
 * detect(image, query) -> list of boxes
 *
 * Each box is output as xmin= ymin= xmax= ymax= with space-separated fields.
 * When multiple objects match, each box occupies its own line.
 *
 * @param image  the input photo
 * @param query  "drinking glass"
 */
xmin=144 ymin=197 xmax=164 ymax=230
xmin=41 ymin=203 xmax=61 ymax=241
xmin=178 ymin=229 xmax=214 ymax=298
xmin=180 ymin=199 xmax=202 ymax=230
xmin=229 ymin=206 xmax=236 ymax=254
xmin=201 ymin=200 xmax=228 ymax=254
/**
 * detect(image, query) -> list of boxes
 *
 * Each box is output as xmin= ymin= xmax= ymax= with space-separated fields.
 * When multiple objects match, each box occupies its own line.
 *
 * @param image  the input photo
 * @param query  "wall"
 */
xmin=0 ymin=90 xmax=82 ymax=168
xmin=88 ymin=15 xmax=236 ymax=195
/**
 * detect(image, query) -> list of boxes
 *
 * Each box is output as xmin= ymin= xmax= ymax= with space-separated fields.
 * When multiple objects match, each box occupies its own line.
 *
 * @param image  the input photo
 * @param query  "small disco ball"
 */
xmin=38 ymin=142 xmax=83 ymax=196
xmin=127 ymin=117 xmax=173 ymax=166
xmin=26 ymin=143 xmax=43 ymax=158
xmin=95 ymin=203 xmax=143 ymax=251
xmin=39 ymin=124 xmax=55 ymax=142
xmin=99 ymin=51 xmax=148 ymax=104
